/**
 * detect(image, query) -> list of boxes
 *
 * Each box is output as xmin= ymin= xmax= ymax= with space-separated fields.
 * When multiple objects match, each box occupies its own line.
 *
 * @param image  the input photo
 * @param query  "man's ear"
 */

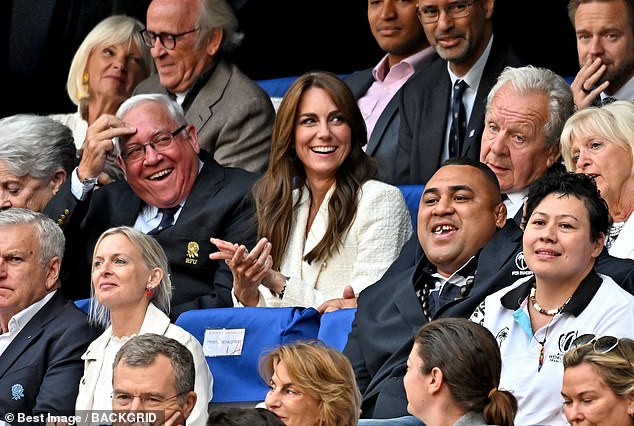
xmin=50 ymin=168 xmax=67 ymax=195
xmin=44 ymin=256 xmax=61 ymax=291
xmin=205 ymin=28 xmax=223 ymax=57
xmin=494 ymin=202 xmax=507 ymax=229
xmin=182 ymin=390 xmax=197 ymax=419
xmin=545 ymin=145 xmax=561 ymax=168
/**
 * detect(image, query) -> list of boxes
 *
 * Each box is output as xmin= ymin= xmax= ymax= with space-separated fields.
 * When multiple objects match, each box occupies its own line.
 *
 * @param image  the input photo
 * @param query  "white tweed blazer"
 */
xmin=259 ymin=179 xmax=412 ymax=308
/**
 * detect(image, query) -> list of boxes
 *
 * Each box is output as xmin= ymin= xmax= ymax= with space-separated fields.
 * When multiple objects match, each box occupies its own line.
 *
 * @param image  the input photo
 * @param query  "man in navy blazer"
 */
xmin=44 ymin=94 xmax=258 ymax=319
xmin=0 ymin=209 xmax=99 ymax=418
xmin=344 ymin=0 xmax=435 ymax=184
xmin=345 ymin=158 xmax=511 ymax=419
xmin=394 ymin=0 xmax=525 ymax=185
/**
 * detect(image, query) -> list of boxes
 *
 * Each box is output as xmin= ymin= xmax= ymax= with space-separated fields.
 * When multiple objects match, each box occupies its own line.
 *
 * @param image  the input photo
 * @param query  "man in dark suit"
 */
xmin=344 ymin=0 xmax=434 ymax=184
xmin=0 ymin=208 xmax=99 ymax=418
xmin=44 ymin=93 xmax=258 ymax=319
xmin=394 ymin=0 xmax=525 ymax=185
xmin=133 ymin=0 xmax=275 ymax=174
xmin=345 ymin=158 xmax=510 ymax=420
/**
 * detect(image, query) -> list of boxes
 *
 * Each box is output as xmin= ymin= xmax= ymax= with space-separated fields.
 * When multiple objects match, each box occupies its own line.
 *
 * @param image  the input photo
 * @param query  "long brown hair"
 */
xmin=254 ymin=71 xmax=377 ymax=266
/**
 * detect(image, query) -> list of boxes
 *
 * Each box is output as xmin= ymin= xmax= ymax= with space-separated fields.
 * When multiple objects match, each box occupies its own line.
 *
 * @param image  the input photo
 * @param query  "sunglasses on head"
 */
xmin=569 ymin=334 xmax=620 ymax=353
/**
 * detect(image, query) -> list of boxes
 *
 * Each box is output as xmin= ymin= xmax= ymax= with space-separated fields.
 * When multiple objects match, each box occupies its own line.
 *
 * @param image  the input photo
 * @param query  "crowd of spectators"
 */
xmin=1 ymin=0 xmax=634 ymax=425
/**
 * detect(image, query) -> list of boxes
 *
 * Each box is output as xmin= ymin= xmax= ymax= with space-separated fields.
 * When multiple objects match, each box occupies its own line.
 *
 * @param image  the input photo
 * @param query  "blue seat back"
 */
xmin=175 ymin=307 xmax=320 ymax=404
xmin=74 ymin=298 xmax=92 ymax=314
xmin=398 ymin=185 xmax=424 ymax=230
xmin=317 ymin=308 xmax=357 ymax=351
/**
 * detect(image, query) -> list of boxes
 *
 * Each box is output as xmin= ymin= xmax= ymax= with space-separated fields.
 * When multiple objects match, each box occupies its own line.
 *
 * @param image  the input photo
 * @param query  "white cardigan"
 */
xmin=75 ymin=304 xmax=213 ymax=425
xmin=235 ymin=180 xmax=412 ymax=308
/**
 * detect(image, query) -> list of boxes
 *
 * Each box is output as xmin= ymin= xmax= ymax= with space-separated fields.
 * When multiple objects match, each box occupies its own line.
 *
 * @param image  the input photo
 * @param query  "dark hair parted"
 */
xmin=253 ymin=71 xmax=377 ymax=266
xmin=414 ymin=318 xmax=518 ymax=426
xmin=524 ymin=171 xmax=611 ymax=242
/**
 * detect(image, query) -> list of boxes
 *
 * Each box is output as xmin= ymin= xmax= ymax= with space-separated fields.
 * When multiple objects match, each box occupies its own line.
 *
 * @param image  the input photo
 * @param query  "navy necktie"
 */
xmin=147 ymin=206 xmax=180 ymax=235
xmin=449 ymin=80 xmax=469 ymax=157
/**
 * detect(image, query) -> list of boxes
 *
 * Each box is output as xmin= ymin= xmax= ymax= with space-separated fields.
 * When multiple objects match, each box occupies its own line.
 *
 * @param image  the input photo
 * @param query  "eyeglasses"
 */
xmin=568 ymin=334 xmax=620 ymax=353
xmin=121 ymin=125 xmax=187 ymax=162
xmin=416 ymin=0 xmax=476 ymax=24
xmin=112 ymin=390 xmax=188 ymax=409
xmin=140 ymin=28 xmax=200 ymax=50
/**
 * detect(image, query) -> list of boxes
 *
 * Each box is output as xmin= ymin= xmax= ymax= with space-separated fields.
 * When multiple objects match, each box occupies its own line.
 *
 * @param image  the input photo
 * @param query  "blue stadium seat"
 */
xmin=317 ymin=308 xmax=357 ymax=351
xmin=175 ymin=307 xmax=320 ymax=405
xmin=398 ymin=185 xmax=424 ymax=230
xmin=74 ymin=298 xmax=92 ymax=314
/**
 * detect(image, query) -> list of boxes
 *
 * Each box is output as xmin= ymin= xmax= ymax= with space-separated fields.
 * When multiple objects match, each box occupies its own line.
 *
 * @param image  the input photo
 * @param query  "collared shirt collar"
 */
xmin=604 ymin=74 xmax=634 ymax=101
xmin=0 ymin=290 xmax=56 ymax=354
xmin=138 ymin=159 xmax=203 ymax=227
xmin=500 ymin=270 xmax=602 ymax=317
xmin=371 ymin=46 xmax=436 ymax=82
xmin=447 ymin=34 xmax=493 ymax=94
xmin=504 ymin=189 xmax=529 ymax=220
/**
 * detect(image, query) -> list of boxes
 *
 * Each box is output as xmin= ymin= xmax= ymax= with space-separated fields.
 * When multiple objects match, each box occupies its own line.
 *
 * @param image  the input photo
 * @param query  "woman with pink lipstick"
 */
xmin=50 ymin=15 xmax=152 ymax=185
xmin=560 ymin=100 xmax=634 ymax=260
xmin=75 ymin=226 xmax=212 ymax=425
xmin=471 ymin=171 xmax=634 ymax=426
xmin=211 ymin=71 xmax=412 ymax=309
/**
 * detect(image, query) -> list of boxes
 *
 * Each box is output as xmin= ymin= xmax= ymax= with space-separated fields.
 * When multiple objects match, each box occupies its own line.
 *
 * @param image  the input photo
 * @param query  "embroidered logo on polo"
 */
xmin=543 ymin=331 xmax=581 ymax=365
xmin=511 ymin=251 xmax=534 ymax=277
xmin=495 ymin=327 xmax=509 ymax=346
xmin=186 ymin=242 xmax=199 ymax=265
xmin=11 ymin=383 xmax=24 ymax=400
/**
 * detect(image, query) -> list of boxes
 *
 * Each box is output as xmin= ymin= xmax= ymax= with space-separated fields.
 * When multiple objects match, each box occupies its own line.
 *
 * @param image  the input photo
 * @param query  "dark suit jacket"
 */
xmin=343 ymin=221 xmax=525 ymax=419
xmin=345 ymin=54 xmax=437 ymax=184
xmin=44 ymin=151 xmax=258 ymax=318
xmin=395 ymin=37 xmax=525 ymax=185
xmin=0 ymin=292 xmax=100 ymax=419
xmin=134 ymin=58 xmax=275 ymax=174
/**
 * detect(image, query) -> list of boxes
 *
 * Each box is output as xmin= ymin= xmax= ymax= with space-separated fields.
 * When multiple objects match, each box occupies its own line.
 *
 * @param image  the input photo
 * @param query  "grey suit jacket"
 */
xmin=134 ymin=58 xmax=275 ymax=173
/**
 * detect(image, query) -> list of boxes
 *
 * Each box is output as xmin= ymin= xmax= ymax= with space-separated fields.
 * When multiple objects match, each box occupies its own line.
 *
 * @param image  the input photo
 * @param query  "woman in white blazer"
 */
xmin=212 ymin=71 xmax=412 ymax=308
xmin=75 ymin=226 xmax=212 ymax=425
xmin=561 ymin=100 xmax=634 ymax=260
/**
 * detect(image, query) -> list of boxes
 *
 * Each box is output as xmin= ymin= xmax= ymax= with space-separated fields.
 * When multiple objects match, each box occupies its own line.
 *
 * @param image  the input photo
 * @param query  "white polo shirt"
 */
xmin=471 ymin=272 xmax=634 ymax=426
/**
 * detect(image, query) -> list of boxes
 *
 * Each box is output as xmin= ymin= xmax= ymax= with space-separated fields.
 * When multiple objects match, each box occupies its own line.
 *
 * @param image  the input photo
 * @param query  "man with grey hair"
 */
xmin=134 ymin=0 xmax=275 ymax=173
xmin=112 ymin=334 xmax=197 ymax=425
xmin=44 ymin=93 xmax=258 ymax=317
xmin=0 ymin=208 xmax=99 ymax=418
xmin=0 ymin=114 xmax=76 ymax=212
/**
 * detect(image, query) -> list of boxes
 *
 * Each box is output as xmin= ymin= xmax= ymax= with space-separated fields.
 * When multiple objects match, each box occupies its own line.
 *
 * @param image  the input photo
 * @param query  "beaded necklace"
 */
xmin=529 ymin=285 xmax=572 ymax=316
xmin=530 ymin=284 xmax=573 ymax=371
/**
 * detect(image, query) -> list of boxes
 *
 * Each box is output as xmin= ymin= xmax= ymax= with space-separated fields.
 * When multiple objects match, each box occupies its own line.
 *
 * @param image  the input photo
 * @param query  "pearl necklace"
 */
xmin=530 ymin=285 xmax=572 ymax=316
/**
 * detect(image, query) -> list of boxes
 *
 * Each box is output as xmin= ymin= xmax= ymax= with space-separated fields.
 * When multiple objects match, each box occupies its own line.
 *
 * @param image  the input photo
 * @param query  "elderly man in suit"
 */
xmin=344 ymin=0 xmax=435 ymax=184
xmin=0 ymin=208 xmax=99 ymax=418
xmin=394 ymin=0 xmax=525 ymax=185
xmin=134 ymin=0 xmax=275 ymax=174
xmin=44 ymin=93 xmax=258 ymax=319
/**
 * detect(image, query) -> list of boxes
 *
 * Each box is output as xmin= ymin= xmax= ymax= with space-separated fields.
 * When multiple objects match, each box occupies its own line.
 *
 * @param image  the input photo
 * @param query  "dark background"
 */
xmin=1 ymin=0 xmax=578 ymax=117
